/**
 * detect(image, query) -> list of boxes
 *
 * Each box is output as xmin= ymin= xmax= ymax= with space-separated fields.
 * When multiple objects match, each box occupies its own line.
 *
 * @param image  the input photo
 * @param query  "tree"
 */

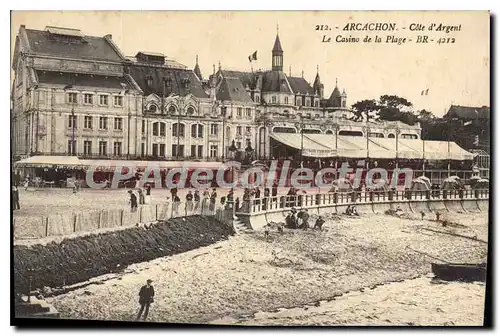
xmin=351 ymin=95 xmax=417 ymax=125
xmin=417 ymin=109 xmax=434 ymax=120
xmin=352 ymin=99 xmax=378 ymax=121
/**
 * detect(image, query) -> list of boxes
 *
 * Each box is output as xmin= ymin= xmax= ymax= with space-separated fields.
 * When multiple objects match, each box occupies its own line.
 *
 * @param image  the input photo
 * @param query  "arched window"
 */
xmin=326 ymin=130 xmax=334 ymax=135
xmin=342 ymin=100 xmax=346 ymax=108
xmin=187 ymin=106 xmax=195 ymax=115
xmin=296 ymin=97 xmax=302 ymax=106
xmin=388 ymin=134 xmax=396 ymax=139
xmin=152 ymin=122 xmax=159 ymax=136
xmin=305 ymin=98 xmax=310 ymax=107
xmin=173 ymin=123 xmax=185 ymax=137
xmin=315 ymin=100 xmax=319 ymax=107
xmin=226 ymin=126 xmax=231 ymax=140
xmin=191 ymin=124 xmax=203 ymax=138
xmin=152 ymin=122 xmax=166 ymax=136
xmin=255 ymin=95 xmax=260 ymax=103
xmin=168 ymin=105 xmax=177 ymax=114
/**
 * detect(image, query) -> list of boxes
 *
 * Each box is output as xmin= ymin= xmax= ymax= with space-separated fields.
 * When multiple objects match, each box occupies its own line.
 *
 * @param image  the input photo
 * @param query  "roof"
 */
xmin=193 ymin=63 xmax=202 ymax=81
xmin=15 ymin=156 xmax=84 ymax=168
xmin=262 ymin=70 xmax=291 ymax=93
xmin=272 ymin=34 xmax=283 ymax=53
xmin=446 ymin=105 xmax=490 ymax=120
xmin=36 ymin=71 xmax=135 ymax=90
xmin=137 ymin=51 xmax=165 ymax=58
xmin=216 ymin=77 xmax=253 ymax=103
xmin=128 ymin=65 xmax=208 ymax=98
xmin=313 ymin=73 xmax=321 ymax=89
xmin=45 ymin=26 xmax=84 ymax=38
xmin=220 ymin=70 xmax=255 ymax=89
xmin=326 ymin=86 xmax=342 ymax=107
xmin=24 ymin=28 xmax=125 ymax=62
xmin=287 ymin=76 xmax=314 ymax=94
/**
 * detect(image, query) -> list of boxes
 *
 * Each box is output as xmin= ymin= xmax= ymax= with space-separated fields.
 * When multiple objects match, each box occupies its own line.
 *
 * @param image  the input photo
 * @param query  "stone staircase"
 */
xmin=15 ymin=296 xmax=60 ymax=318
xmin=233 ymin=217 xmax=253 ymax=234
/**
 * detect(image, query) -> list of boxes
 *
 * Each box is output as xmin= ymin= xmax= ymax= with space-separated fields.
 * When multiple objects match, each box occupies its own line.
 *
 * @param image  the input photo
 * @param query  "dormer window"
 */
xmin=296 ymin=97 xmax=302 ymax=106
xmin=255 ymin=95 xmax=260 ymax=103
xmin=284 ymin=97 xmax=289 ymax=105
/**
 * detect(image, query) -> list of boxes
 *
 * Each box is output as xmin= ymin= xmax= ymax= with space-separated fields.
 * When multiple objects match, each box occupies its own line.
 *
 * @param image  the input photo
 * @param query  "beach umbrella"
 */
xmin=411 ymin=179 xmax=430 ymax=191
xmin=469 ymin=175 xmax=481 ymax=184
xmin=329 ymin=178 xmax=352 ymax=192
xmin=442 ymin=177 xmax=461 ymax=190
xmin=366 ymin=179 xmax=389 ymax=191
xmin=416 ymin=176 xmax=431 ymax=188
xmin=473 ymin=179 xmax=489 ymax=189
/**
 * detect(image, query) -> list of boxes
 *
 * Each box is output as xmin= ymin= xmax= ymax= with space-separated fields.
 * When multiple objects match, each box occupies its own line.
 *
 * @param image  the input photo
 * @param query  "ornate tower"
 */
xmin=193 ymin=55 xmax=202 ymax=81
xmin=272 ymin=26 xmax=283 ymax=71
xmin=312 ymin=65 xmax=324 ymax=99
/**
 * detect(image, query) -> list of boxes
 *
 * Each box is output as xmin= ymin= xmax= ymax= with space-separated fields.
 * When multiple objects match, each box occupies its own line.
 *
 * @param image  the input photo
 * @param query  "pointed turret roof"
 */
xmin=193 ymin=55 xmax=202 ymax=81
xmin=313 ymin=65 xmax=322 ymax=88
xmin=272 ymin=34 xmax=283 ymax=53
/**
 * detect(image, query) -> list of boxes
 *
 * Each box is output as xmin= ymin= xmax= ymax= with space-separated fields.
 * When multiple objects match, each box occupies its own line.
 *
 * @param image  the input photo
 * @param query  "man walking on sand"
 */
xmin=136 ymin=279 xmax=155 ymax=321
xmin=128 ymin=190 xmax=138 ymax=213
xmin=12 ymin=186 xmax=20 ymax=211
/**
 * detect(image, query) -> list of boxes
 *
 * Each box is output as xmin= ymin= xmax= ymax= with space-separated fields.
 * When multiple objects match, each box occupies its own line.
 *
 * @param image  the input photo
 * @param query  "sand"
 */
xmin=45 ymin=211 xmax=488 ymax=326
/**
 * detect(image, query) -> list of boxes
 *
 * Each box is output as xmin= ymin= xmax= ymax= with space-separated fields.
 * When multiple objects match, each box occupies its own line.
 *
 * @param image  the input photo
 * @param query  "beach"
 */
xmin=45 ymin=210 xmax=488 ymax=325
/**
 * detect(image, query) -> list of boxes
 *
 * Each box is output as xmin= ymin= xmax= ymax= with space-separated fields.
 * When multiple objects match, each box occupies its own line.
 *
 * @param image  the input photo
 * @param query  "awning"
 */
xmin=80 ymin=159 xmax=228 ymax=172
xmin=270 ymin=133 xmax=336 ymax=158
xmin=14 ymin=156 xmax=84 ymax=169
xmin=270 ymin=133 xmax=474 ymax=160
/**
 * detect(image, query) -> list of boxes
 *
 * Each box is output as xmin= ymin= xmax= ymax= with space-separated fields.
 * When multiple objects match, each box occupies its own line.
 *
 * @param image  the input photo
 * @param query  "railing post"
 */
xmin=98 ymin=210 xmax=102 ymax=229
xmin=73 ymin=214 xmax=77 ymax=233
xmin=45 ymin=217 xmax=49 ymax=237
xmin=120 ymin=209 xmax=124 ymax=226
xmin=155 ymin=204 xmax=158 ymax=220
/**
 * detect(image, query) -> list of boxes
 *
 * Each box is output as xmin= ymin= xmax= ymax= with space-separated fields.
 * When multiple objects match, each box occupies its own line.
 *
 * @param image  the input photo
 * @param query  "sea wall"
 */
xmin=13 ymin=215 xmax=235 ymax=294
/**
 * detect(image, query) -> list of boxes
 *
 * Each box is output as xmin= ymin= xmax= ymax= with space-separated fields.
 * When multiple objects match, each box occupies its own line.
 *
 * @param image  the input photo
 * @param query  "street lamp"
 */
xmin=63 ymin=84 xmax=76 ymax=156
xmin=221 ymin=101 xmax=226 ymax=161
xmin=228 ymin=139 xmax=238 ymax=180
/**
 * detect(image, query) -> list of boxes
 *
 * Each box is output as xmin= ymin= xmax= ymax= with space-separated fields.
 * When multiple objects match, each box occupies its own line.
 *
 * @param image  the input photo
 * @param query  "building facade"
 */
xmin=11 ymin=25 xmax=421 ymax=162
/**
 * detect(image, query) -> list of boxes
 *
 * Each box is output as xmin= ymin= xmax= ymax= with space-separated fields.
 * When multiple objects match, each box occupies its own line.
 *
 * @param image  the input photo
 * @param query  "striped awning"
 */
xmin=14 ymin=156 xmax=84 ymax=169
xmin=270 ymin=133 xmax=474 ymax=160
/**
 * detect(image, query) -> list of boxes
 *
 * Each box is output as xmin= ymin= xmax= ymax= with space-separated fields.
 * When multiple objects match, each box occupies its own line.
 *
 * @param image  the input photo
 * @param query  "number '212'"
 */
xmin=315 ymin=25 xmax=329 ymax=31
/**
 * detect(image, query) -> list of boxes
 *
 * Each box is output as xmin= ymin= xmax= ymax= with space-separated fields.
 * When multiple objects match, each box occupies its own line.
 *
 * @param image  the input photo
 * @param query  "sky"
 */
xmin=11 ymin=11 xmax=490 ymax=116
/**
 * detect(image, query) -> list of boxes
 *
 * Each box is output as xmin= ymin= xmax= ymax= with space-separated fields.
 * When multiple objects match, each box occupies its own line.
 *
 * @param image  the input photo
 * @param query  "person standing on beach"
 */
xmin=172 ymin=193 xmax=181 ymax=216
xmin=193 ymin=190 xmax=201 ymax=213
xmin=185 ymin=190 xmax=194 ymax=215
xmin=209 ymin=188 xmax=217 ymax=212
xmin=145 ymin=184 xmax=152 ymax=203
xmin=128 ymin=190 xmax=138 ymax=213
xmin=201 ymin=189 xmax=210 ymax=214
xmin=12 ymin=186 xmax=20 ymax=211
xmin=138 ymin=189 xmax=145 ymax=205
xmin=136 ymin=279 xmax=155 ymax=321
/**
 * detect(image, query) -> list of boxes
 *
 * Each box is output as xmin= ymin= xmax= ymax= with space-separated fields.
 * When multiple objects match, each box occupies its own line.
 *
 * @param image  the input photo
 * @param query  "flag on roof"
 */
xmin=248 ymin=51 xmax=257 ymax=62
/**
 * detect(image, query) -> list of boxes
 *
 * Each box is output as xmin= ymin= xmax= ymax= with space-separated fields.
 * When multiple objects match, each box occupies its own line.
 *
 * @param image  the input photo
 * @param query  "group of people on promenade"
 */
xmin=127 ymin=185 xmax=224 ymax=217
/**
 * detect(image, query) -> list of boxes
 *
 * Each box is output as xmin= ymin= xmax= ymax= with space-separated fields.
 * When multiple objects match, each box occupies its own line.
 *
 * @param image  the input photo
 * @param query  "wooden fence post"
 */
xmin=45 ymin=217 xmax=49 ymax=237
xmin=155 ymin=204 xmax=158 ymax=221
xmin=73 ymin=214 xmax=77 ymax=233
xmin=98 ymin=211 xmax=102 ymax=229
xmin=120 ymin=209 xmax=124 ymax=226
